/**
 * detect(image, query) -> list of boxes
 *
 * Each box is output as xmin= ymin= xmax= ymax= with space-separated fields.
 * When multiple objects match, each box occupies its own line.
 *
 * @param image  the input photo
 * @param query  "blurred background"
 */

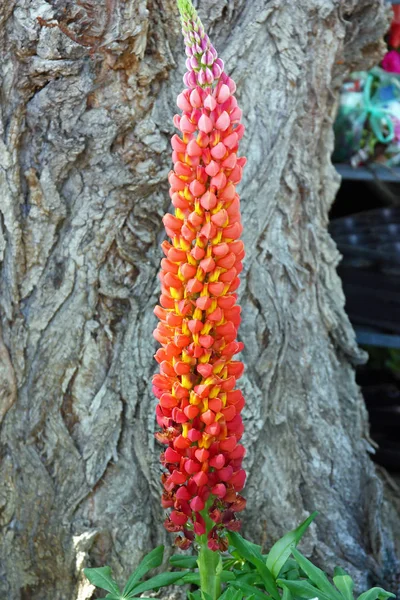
xmin=331 ymin=1 xmax=400 ymax=480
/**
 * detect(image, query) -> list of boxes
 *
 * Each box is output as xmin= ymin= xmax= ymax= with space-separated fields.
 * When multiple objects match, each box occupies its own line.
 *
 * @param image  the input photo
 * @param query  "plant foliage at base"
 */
xmin=84 ymin=514 xmax=396 ymax=600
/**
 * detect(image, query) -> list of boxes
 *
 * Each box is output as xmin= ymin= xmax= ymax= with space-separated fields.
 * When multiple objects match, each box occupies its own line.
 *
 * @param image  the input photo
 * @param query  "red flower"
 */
xmin=175 ymin=536 xmax=192 ymax=550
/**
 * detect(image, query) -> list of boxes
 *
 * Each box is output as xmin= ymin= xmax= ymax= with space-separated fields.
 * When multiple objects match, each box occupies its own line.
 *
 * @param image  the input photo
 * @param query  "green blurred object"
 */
xmin=362 ymin=346 xmax=400 ymax=377
xmin=333 ymin=67 xmax=400 ymax=167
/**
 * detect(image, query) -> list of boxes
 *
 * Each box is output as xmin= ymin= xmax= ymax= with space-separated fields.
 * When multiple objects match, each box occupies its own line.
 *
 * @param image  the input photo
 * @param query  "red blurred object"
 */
xmin=389 ymin=6 xmax=400 ymax=48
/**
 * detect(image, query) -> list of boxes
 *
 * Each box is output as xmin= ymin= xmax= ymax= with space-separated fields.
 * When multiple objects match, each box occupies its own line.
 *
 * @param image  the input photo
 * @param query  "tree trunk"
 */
xmin=0 ymin=0 xmax=399 ymax=598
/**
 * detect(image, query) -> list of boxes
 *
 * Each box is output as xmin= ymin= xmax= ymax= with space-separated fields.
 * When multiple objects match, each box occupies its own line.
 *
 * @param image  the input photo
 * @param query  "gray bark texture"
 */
xmin=0 ymin=0 xmax=399 ymax=598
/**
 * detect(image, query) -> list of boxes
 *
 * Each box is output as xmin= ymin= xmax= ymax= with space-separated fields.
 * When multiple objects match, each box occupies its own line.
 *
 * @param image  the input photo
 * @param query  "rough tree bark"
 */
xmin=0 ymin=0 xmax=399 ymax=598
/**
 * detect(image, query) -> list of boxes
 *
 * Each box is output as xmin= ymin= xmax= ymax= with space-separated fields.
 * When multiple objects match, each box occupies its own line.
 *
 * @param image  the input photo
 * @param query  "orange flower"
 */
xmin=153 ymin=0 xmax=246 ymax=551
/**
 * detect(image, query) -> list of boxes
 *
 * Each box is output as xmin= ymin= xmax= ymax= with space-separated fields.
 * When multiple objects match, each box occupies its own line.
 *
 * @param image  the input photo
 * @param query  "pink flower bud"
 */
xmin=201 ymin=50 xmax=214 ymax=66
xmin=173 ymin=114 xmax=181 ymax=129
xmin=190 ymin=55 xmax=199 ymax=69
xmin=198 ymin=70 xmax=206 ymax=86
xmin=205 ymin=67 xmax=214 ymax=84
xmin=215 ymin=110 xmax=230 ymax=131
xmin=226 ymin=76 xmax=236 ymax=93
xmin=211 ymin=142 xmax=226 ymax=160
xmin=190 ymin=88 xmax=202 ymax=108
xmin=198 ymin=113 xmax=213 ymax=133
xmin=177 ymin=92 xmax=192 ymax=112
xmin=215 ymin=57 xmax=224 ymax=71
xmin=205 ymin=160 xmax=220 ymax=177
xmin=212 ymin=63 xmax=223 ymax=79
xmin=217 ymin=83 xmax=230 ymax=104
xmin=189 ymin=70 xmax=198 ymax=88
xmin=204 ymin=94 xmax=217 ymax=111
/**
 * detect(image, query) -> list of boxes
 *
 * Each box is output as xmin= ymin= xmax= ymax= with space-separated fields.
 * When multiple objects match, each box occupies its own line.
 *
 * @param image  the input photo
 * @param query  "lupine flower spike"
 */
xmin=153 ymin=0 xmax=246 ymax=554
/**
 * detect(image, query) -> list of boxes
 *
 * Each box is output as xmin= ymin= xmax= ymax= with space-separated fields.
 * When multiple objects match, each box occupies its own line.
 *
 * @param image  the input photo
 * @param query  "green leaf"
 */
xmin=188 ymin=591 xmax=202 ymax=600
xmin=216 ymin=554 xmax=223 ymax=577
xmin=291 ymin=548 xmax=342 ymax=600
xmin=281 ymin=586 xmax=293 ymax=600
xmin=266 ymin=512 xmax=318 ymax=579
xmin=179 ymin=573 xmax=201 ymax=585
xmin=277 ymin=578 xmax=330 ymax=600
xmin=221 ymin=571 xmax=237 ymax=583
xmin=231 ymin=580 xmax=269 ymax=600
xmin=285 ymin=569 xmax=300 ymax=581
xmin=123 ymin=546 xmax=164 ymax=596
xmin=219 ymin=587 xmax=244 ymax=600
xmin=357 ymin=588 xmax=396 ymax=600
xmin=177 ymin=569 xmax=235 ymax=585
xmin=333 ymin=567 xmax=354 ymax=600
xmin=228 ymin=532 xmax=279 ymax=600
xmin=279 ymin=559 xmax=298 ymax=575
xmin=125 ymin=570 xmax=190 ymax=597
xmin=187 ymin=591 xmax=202 ymax=600
xmin=223 ymin=558 xmax=241 ymax=570
xmin=235 ymin=572 xmax=263 ymax=586
xmin=170 ymin=555 xmax=198 ymax=569
xmin=84 ymin=566 xmax=121 ymax=596
xmin=242 ymin=538 xmax=263 ymax=554
xmin=105 ymin=595 xmax=122 ymax=600
xmin=202 ymin=592 xmax=214 ymax=600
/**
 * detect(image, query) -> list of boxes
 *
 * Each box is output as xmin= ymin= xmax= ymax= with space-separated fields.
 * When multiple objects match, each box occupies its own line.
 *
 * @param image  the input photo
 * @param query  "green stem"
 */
xmin=196 ymin=499 xmax=222 ymax=600
xmin=197 ymin=540 xmax=221 ymax=600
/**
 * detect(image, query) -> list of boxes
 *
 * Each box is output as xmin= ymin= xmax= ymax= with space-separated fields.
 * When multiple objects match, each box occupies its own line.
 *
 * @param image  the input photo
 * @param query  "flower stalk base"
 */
xmin=197 ymin=540 xmax=222 ymax=600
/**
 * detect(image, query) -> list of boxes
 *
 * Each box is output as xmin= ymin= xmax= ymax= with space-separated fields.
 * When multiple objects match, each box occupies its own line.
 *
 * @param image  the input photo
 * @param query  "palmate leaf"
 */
xmin=125 ymin=570 xmax=190 ymax=597
xmin=357 ymin=588 xmax=396 ymax=600
xmin=170 ymin=554 xmax=198 ymax=569
xmin=277 ymin=578 xmax=331 ymax=600
xmin=105 ymin=597 xmax=156 ymax=600
xmin=235 ymin=571 xmax=264 ymax=586
xmin=187 ymin=591 xmax=202 ymax=600
xmin=179 ymin=571 xmax=237 ymax=586
xmin=291 ymin=548 xmax=342 ymax=600
xmin=122 ymin=545 xmax=164 ymax=596
xmin=285 ymin=568 xmax=300 ymax=581
xmin=231 ymin=580 xmax=270 ymax=600
xmin=266 ymin=512 xmax=318 ymax=579
xmin=84 ymin=566 xmax=121 ymax=596
xmin=333 ymin=567 xmax=354 ymax=600
xmin=224 ymin=558 xmax=242 ymax=570
xmin=279 ymin=559 xmax=299 ymax=575
xmin=281 ymin=585 xmax=293 ymax=600
xmin=219 ymin=587 xmax=245 ymax=600
xmin=228 ymin=531 xmax=279 ymax=600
